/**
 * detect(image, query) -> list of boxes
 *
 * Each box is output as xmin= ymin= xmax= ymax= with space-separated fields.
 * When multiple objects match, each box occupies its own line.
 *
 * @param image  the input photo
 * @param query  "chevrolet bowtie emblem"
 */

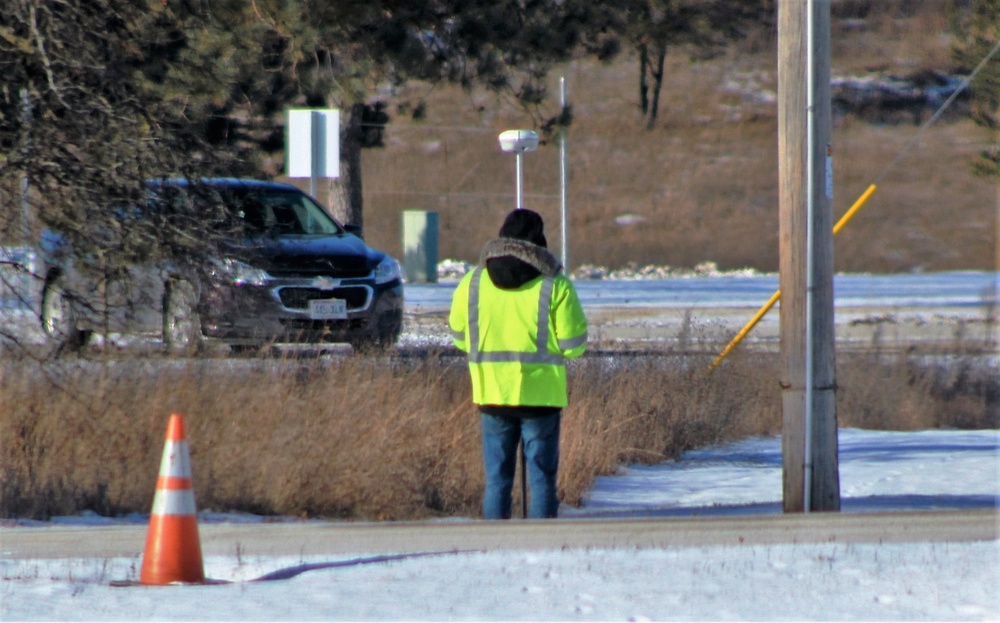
xmin=312 ymin=276 xmax=338 ymax=290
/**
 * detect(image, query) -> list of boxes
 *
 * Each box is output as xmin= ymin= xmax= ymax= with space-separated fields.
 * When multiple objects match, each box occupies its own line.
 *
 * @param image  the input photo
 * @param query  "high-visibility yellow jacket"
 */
xmin=449 ymin=239 xmax=588 ymax=407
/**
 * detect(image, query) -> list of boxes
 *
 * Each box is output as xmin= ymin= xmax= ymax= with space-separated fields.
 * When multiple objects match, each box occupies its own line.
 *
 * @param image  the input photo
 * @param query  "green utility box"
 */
xmin=402 ymin=210 xmax=439 ymax=283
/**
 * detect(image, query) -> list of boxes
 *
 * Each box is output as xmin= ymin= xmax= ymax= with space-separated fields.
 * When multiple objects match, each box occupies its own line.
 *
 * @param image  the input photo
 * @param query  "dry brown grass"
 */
xmin=2 ymin=343 xmax=994 ymax=521
xmin=2 ymin=4 xmax=996 ymax=523
xmin=293 ymin=4 xmax=995 ymax=274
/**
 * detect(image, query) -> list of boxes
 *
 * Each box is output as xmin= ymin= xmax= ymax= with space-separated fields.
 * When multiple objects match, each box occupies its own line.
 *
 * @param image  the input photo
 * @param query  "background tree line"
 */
xmin=0 ymin=0 xmax=774 ymax=253
xmin=0 ymin=0 xmax=994 ymax=268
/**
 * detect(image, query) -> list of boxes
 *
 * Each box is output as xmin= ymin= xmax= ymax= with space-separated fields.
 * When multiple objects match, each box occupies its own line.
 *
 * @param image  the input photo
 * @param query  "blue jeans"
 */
xmin=481 ymin=411 xmax=561 ymax=519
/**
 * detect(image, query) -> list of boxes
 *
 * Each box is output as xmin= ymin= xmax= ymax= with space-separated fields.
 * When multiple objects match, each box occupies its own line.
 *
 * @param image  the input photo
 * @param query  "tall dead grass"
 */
xmin=2 ymin=345 xmax=994 ymax=521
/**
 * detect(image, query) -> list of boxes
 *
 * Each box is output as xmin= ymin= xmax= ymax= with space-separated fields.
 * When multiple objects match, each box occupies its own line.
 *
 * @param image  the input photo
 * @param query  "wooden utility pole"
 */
xmin=777 ymin=0 xmax=840 ymax=512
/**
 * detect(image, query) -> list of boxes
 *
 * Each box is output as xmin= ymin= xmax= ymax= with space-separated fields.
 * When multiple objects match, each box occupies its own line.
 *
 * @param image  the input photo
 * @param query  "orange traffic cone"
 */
xmin=140 ymin=413 xmax=205 ymax=585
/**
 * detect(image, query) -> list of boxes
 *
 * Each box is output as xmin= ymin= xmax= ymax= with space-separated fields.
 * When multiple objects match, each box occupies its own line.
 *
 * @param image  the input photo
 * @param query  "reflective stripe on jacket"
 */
xmin=449 ymin=267 xmax=588 ymax=407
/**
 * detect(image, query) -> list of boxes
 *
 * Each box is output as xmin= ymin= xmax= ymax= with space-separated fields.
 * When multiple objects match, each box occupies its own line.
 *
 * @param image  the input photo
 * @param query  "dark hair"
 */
xmin=499 ymin=209 xmax=547 ymax=248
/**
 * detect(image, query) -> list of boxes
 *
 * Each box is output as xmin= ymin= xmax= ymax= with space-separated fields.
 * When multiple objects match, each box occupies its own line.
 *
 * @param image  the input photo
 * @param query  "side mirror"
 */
xmin=344 ymin=223 xmax=363 ymax=239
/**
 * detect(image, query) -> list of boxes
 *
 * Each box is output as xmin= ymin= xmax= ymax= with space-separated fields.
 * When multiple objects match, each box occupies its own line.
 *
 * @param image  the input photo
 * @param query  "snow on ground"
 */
xmin=571 ymin=429 xmax=999 ymax=517
xmin=2 ymin=428 xmax=997 ymax=621
xmin=2 ymin=262 xmax=998 ymax=620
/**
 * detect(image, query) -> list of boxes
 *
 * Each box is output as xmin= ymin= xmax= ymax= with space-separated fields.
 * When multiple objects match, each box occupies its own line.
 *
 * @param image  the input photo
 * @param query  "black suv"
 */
xmin=39 ymin=178 xmax=404 ymax=354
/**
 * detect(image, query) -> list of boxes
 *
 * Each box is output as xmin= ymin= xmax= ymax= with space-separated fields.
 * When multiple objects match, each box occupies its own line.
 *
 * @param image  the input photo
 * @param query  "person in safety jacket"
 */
xmin=449 ymin=208 xmax=588 ymax=519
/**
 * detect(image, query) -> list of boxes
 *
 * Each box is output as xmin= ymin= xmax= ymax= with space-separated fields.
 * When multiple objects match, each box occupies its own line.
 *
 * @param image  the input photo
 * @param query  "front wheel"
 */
xmin=349 ymin=311 xmax=402 ymax=354
xmin=162 ymin=279 xmax=202 ymax=357
xmin=40 ymin=278 xmax=90 ymax=352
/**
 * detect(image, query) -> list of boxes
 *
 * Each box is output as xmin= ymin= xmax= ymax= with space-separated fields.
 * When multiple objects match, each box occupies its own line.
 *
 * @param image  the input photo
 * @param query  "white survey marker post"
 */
xmin=498 ymin=129 xmax=539 ymax=211
xmin=286 ymin=109 xmax=340 ymax=197
xmin=498 ymin=129 xmax=539 ymax=520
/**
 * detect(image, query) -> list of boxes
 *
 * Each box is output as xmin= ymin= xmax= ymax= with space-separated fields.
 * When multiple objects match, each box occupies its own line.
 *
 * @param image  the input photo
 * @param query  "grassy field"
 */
xmin=288 ymin=3 xmax=997 ymax=274
xmin=2 ymin=341 xmax=995 ymax=521
xmin=2 ymin=2 xmax=996 ymax=524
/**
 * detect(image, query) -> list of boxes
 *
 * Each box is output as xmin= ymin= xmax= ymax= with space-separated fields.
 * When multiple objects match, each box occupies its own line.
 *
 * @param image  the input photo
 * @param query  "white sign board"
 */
xmin=286 ymin=109 xmax=340 ymax=179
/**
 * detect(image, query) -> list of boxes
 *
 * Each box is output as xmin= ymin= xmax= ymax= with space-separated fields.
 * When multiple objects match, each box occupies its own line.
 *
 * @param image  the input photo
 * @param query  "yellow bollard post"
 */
xmin=709 ymin=184 xmax=877 ymax=369
xmin=832 ymin=184 xmax=878 ymax=236
xmin=710 ymin=290 xmax=781 ymax=369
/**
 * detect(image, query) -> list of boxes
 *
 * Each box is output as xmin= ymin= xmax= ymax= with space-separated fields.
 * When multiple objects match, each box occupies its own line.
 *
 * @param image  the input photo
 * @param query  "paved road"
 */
xmin=3 ymin=510 xmax=996 ymax=560
xmin=5 ymin=269 xmax=996 ymax=355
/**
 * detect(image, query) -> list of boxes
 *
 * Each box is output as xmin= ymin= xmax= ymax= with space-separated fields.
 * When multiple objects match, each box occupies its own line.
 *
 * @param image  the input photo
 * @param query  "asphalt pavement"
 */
xmin=3 ymin=510 xmax=997 ymax=560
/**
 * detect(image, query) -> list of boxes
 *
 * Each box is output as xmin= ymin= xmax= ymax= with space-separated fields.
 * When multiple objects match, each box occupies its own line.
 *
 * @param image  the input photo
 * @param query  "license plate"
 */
xmin=308 ymin=298 xmax=347 ymax=320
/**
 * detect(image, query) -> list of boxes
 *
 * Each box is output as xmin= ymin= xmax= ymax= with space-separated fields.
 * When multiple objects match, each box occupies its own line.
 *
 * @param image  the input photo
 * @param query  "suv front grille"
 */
xmin=268 ymin=256 xmax=370 ymax=279
xmin=278 ymin=286 xmax=370 ymax=311
xmin=269 ymin=267 xmax=371 ymax=278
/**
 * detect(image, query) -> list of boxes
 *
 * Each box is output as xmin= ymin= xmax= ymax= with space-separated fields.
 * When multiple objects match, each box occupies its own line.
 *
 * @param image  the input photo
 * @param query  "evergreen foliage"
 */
xmin=951 ymin=0 xmax=999 ymax=178
xmin=1 ymin=0 xmax=990 ymax=276
xmin=1 ymin=0 xmax=629 ymax=233
xmin=625 ymin=0 xmax=772 ymax=129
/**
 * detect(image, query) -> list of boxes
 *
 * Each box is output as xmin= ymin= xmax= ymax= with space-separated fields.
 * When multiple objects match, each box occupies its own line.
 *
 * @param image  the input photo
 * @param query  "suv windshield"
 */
xmin=232 ymin=189 xmax=342 ymax=236
xmin=148 ymin=182 xmax=345 ymax=238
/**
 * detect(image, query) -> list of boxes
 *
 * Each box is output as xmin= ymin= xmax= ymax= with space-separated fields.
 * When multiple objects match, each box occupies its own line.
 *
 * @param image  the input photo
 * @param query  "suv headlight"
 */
xmin=209 ymin=258 xmax=270 ymax=286
xmin=374 ymin=256 xmax=401 ymax=285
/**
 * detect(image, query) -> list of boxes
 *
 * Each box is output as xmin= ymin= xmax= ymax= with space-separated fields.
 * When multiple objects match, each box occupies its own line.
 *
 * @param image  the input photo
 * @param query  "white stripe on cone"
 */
xmin=151 ymin=489 xmax=198 ymax=516
xmin=151 ymin=439 xmax=198 ymax=516
xmin=160 ymin=440 xmax=192 ymax=478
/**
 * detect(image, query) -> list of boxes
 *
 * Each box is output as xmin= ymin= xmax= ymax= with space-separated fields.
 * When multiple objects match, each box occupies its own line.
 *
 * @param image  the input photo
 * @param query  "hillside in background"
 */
xmin=288 ymin=3 xmax=996 ymax=274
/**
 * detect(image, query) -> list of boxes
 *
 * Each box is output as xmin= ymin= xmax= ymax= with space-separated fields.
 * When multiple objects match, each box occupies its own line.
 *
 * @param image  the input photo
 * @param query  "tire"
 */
xmin=40 ymin=278 xmax=90 ymax=352
xmin=349 ymin=312 xmax=402 ymax=354
xmin=162 ymin=279 xmax=202 ymax=357
xmin=375 ymin=308 xmax=403 ymax=347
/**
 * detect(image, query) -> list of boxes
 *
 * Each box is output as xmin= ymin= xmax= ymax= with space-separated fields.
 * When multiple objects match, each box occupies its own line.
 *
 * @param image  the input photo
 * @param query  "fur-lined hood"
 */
xmin=480 ymin=237 xmax=561 ymax=289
